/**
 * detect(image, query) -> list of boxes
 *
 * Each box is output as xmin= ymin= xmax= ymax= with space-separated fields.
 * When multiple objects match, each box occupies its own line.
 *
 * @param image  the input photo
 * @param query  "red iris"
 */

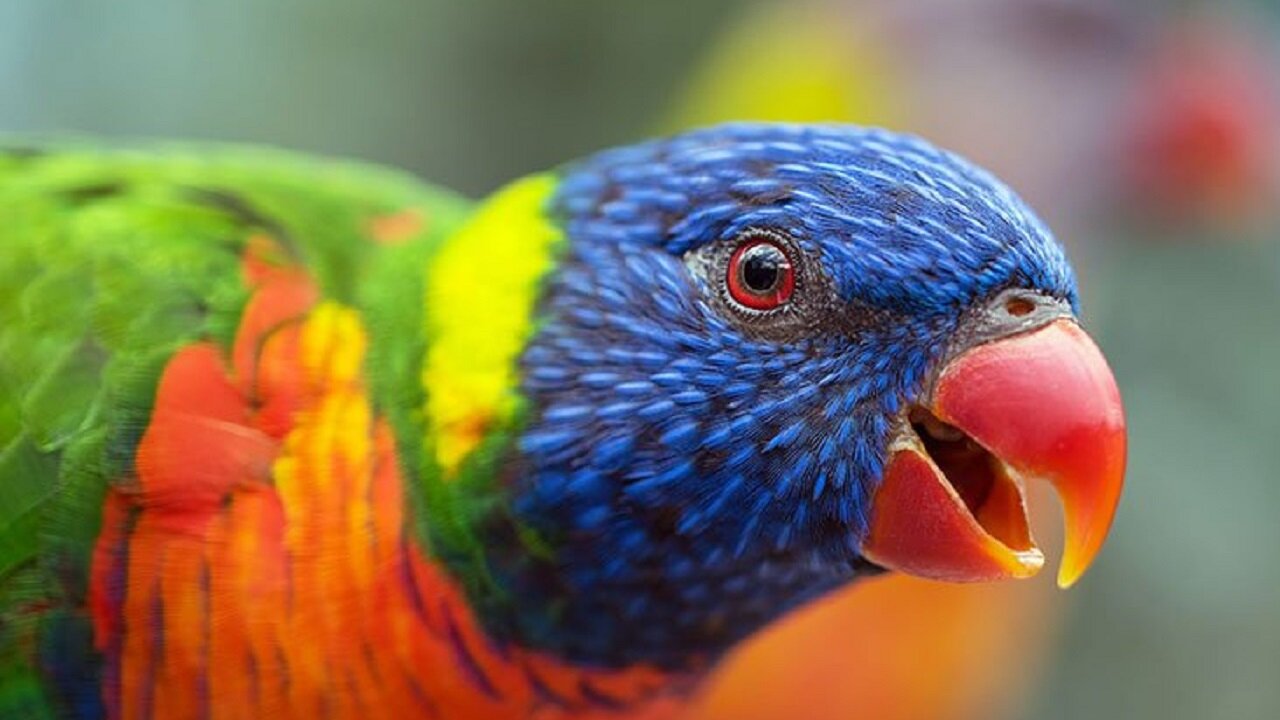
xmin=726 ymin=236 xmax=795 ymax=310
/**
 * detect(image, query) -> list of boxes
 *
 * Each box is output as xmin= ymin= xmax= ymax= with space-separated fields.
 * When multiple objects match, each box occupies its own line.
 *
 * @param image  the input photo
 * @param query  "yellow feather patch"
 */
xmin=422 ymin=174 xmax=562 ymax=477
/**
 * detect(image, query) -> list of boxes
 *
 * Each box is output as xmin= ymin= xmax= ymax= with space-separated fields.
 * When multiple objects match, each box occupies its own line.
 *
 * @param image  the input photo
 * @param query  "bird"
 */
xmin=0 ymin=122 xmax=1126 ymax=719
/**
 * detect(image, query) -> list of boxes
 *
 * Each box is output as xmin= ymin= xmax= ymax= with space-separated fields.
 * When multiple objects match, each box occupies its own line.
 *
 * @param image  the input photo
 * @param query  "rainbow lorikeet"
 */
xmin=0 ymin=123 xmax=1126 ymax=719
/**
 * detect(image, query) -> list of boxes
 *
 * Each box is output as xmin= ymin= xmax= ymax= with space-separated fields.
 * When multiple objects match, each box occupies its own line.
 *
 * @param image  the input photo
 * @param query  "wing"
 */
xmin=0 ymin=143 xmax=469 ymax=717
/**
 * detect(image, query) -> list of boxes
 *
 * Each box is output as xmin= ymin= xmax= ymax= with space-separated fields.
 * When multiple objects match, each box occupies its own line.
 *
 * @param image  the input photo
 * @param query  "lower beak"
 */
xmin=861 ymin=319 xmax=1126 ymax=588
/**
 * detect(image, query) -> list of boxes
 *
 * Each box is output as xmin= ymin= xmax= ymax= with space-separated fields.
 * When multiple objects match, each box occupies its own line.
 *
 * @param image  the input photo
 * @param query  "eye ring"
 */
xmin=726 ymin=234 xmax=796 ymax=311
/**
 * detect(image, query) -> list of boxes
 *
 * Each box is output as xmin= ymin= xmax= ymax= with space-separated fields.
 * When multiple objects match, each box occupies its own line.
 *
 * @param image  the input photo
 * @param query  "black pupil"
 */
xmin=741 ymin=244 xmax=784 ymax=293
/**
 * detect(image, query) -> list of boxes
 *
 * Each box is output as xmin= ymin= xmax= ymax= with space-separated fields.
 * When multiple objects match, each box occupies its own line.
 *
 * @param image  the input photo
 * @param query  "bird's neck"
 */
xmin=393 ymin=538 xmax=695 ymax=717
xmin=399 ymin=175 xmax=883 ymax=674
xmin=377 ymin=175 xmax=705 ymax=708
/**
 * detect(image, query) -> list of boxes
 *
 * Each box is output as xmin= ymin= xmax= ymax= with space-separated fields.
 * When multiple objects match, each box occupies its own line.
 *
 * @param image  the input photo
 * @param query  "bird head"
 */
xmin=479 ymin=123 xmax=1125 ymax=670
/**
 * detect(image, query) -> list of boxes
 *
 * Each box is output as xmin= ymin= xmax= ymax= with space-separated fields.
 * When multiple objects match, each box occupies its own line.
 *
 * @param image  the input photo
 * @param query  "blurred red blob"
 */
xmin=1122 ymin=16 xmax=1280 ymax=229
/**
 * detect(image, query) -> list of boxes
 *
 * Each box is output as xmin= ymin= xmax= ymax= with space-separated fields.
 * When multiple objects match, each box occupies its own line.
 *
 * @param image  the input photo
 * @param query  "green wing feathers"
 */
xmin=0 ymin=143 xmax=470 ymax=716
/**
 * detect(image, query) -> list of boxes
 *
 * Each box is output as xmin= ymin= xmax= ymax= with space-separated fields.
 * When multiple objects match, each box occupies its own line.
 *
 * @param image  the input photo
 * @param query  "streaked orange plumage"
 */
xmin=88 ymin=239 xmax=678 ymax=719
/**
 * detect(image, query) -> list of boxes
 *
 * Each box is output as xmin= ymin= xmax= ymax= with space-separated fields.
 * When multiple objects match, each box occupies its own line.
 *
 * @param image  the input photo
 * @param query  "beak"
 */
xmin=861 ymin=318 xmax=1126 ymax=588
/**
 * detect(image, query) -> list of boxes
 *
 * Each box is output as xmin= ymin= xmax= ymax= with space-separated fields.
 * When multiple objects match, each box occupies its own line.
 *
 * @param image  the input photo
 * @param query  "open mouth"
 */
xmin=860 ymin=318 xmax=1126 ymax=587
xmin=864 ymin=406 xmax=1047 ymax=584
xmin=907 ymin=407 xmax=1038 ymax=558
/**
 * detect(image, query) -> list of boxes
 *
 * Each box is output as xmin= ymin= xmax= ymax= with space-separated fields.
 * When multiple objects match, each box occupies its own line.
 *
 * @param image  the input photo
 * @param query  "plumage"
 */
xmin=0 ymin=123 xmax=1121 ymax=719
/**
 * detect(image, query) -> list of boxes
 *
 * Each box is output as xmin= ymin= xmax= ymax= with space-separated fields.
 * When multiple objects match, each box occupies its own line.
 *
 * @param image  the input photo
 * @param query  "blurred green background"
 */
xmin=2 ymin=1 xmax=1278 ymax=719
xmin=0 ymin=1 xmax=741 ymax=195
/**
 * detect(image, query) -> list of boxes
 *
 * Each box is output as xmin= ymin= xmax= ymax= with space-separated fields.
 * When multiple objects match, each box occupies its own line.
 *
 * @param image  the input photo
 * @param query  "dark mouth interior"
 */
xmin=909 ymin=408 xmax=1033 ymax=550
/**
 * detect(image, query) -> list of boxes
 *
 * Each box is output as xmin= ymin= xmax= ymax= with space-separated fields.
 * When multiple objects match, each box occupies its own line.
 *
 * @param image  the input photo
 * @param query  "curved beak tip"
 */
xmin=1058 ymin=559 xmax=1086 ymax=590
xmin=863 ymin=319 xmax=1127 ymax=588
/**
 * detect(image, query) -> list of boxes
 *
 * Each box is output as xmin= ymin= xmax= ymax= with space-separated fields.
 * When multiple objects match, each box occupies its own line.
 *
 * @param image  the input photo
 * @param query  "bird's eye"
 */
xmin=727 ymin=235 xmax=795 ymax=311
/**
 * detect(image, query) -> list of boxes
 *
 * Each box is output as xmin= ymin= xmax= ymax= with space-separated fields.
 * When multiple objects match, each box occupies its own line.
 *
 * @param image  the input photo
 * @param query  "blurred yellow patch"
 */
xmin=667 ymin=3 xmax=903 ymax=130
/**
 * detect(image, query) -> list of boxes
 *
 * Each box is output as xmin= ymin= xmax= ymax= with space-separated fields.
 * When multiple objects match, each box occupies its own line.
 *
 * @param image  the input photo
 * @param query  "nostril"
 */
xmin=1004 ymin=296 xmax=1035 ymax=317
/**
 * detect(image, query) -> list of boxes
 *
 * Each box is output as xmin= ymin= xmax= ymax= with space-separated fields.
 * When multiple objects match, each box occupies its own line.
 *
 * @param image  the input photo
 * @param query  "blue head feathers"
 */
xmin=481 ymin=123 xmax=1077 ymax=670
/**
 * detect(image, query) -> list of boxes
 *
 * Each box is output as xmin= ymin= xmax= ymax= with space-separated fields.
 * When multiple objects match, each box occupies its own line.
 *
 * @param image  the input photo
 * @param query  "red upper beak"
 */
xmin=862 ymin=315 xmax=1126 ymax=588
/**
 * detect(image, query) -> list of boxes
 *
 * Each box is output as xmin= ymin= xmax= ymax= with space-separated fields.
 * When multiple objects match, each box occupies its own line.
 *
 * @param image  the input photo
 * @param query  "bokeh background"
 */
xmin=2 ymin=1 xmax=1278 ymax=718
